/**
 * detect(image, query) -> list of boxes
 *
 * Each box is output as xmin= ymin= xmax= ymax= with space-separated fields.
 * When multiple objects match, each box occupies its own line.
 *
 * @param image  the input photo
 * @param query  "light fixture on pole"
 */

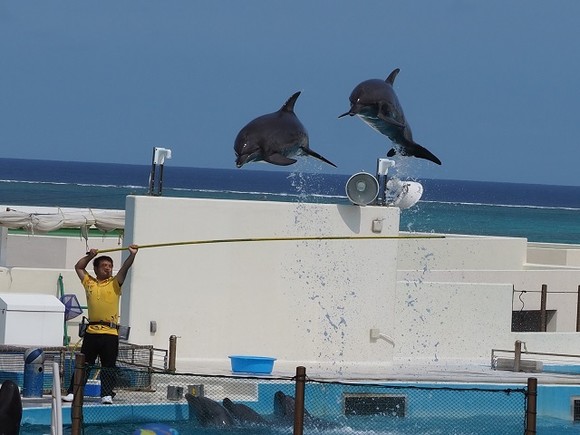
xmin=345 ymin=157 xmax=423 ymax=209
xmin=148 ymin=147 xmax=172 ymax=196
xmin=376 ymin=158 xmax=396 ymax=205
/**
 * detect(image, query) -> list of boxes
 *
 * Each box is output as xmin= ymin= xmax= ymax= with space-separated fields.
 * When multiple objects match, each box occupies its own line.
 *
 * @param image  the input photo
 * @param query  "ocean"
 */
xmin=1 ymin=157 xmax=579 ymax=245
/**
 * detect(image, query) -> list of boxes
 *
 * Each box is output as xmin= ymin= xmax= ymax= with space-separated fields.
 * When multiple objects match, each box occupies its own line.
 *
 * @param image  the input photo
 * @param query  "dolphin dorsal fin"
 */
xmin=280 ymin=91 xmax=301 ymax=112
xmin=385 ymin=68 xmax=400 ymax=85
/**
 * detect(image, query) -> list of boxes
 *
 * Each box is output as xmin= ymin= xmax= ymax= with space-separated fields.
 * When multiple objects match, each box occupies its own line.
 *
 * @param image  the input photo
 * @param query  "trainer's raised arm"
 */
xmin=116 ymin=244 xmax=139 ymax=285
xmin=75 ymin=248 xmax=98 ymax=281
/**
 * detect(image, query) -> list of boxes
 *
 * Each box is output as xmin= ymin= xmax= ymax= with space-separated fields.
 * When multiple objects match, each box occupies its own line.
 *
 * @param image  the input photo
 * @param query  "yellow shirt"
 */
xmin=83 ymin=274 xmax=121 ymax=336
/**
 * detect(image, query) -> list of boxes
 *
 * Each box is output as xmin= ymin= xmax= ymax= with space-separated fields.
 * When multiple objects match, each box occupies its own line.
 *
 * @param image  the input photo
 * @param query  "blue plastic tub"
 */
xmin=228 ymin=355 xmax=276 ymax=374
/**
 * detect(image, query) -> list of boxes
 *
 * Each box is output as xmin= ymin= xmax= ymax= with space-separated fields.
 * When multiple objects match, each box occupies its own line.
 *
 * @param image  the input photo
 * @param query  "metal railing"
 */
xmin=65 ymin=362 xmax=533 ymax=435
xmin=492 ymin=340 xmax=580 ymax=372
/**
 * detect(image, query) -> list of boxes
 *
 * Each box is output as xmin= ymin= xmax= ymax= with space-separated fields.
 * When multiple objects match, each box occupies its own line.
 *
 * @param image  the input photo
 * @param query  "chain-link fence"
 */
xmin=0 ymin=343 xmax=166 ymax=396
xmin=62 ymin=362 xmax=530 ymax=435
xmin=0 ymin=345 xmax=65 ymax=395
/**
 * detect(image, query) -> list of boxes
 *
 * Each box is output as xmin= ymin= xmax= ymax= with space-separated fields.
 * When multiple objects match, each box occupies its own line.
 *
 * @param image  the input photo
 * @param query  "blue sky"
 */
xmin=1 ymin=1 xmax=579 ymax=186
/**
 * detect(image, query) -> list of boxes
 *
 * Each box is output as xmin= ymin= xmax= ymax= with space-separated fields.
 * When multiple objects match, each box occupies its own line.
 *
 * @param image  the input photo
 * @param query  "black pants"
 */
xmin=67 ymin=332 xmax=119 ymax=397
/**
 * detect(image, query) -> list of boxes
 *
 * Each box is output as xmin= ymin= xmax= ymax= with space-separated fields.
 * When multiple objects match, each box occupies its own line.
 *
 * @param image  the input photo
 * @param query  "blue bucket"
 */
xmin=228 ymin=355 xmax=276 ymax=374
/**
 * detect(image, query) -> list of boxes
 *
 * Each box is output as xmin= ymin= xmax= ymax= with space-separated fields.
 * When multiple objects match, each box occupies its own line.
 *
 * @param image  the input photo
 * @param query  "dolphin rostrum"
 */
xmin=235 ymin=91 xmax=336 ymax=168
xmin=339 ymin=68 xmax=441 ymax=165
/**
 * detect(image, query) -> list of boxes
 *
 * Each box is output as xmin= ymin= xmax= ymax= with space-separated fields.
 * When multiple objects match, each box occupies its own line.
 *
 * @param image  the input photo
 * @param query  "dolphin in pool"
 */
xmin=234 ymin=91 xmax=337 ymax=168
xmin=273 ymin=390 xmax=340 ymax=429
xmin=339 ymin=68 xmax=441 ymax=165
xmin=222 ymin=397 xmax=269 ymax=425
xmin=185 ymin=394 xmax=235 ymax=427
xmin=0 ymin=380 xmax=22 ymax=434
xmin=273 ymin=390 xmax=304 ymax=423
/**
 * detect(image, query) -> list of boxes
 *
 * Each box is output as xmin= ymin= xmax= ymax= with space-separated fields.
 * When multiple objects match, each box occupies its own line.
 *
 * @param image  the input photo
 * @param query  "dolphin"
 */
xmin=339 ymin=68 xmax=441 ymax=165
xmin=234 ymin=91 xmax=337 ymax=168
xmin=185 ymin=394 xmax=235 ymax=427
xmin=273 ymin=390 xmax=342 ymax=430
xmin=0 ymin=380 xmax=22 ymax=435
xmin=222 ymin=397 xmax=268 ymax=425
xmin=273 ymin=390 xmax=300 ymax=423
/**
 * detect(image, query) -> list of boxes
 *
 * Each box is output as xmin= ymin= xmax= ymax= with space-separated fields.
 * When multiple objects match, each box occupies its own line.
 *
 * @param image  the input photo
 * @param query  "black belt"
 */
xmin=89 ymin=320 xmax=120 ymax=329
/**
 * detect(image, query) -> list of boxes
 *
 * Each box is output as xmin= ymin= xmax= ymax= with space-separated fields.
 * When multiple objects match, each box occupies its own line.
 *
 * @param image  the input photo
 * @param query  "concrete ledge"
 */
xmin=495 ymin=358 xmax=543 ymax=373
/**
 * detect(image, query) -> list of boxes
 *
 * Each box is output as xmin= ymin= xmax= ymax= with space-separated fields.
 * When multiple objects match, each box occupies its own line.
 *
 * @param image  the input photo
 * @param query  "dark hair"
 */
xmin=93 ymin=256 xmax=114 ymax=268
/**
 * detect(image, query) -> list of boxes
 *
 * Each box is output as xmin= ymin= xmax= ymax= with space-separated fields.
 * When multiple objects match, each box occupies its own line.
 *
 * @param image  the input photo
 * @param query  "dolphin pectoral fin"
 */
xmin=265 ymin=153 xmax=298 ymax=166
xmin=376 ymin=110 xmax=405 ymax=129
xmin=387 ymin=148 xmax=397 ymax=157
xmin=301 ymin=147 xmax=337 ymax=168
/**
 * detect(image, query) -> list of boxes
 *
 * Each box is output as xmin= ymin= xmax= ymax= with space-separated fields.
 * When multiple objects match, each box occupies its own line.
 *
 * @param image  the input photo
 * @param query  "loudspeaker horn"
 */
xmin=345 ymin=172 xmax=379 ymax=206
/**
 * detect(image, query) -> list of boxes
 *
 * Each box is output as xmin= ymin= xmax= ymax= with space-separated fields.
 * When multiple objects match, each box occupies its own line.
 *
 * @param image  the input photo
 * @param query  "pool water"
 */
xmin=19 ymin=415 xmax=579 ymax=435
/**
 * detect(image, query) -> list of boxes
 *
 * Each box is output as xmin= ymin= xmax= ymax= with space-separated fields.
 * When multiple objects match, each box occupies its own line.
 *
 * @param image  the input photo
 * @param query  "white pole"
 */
xmin=51 ymin=361 xmax=63 ymax=435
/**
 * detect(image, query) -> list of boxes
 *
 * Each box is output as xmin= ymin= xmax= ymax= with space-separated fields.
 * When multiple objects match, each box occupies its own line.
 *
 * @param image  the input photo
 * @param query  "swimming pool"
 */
xmin=18 ymin=378 xmax=580 ymax=434
xmin=19 ymin=414 xmax=579 ymax=435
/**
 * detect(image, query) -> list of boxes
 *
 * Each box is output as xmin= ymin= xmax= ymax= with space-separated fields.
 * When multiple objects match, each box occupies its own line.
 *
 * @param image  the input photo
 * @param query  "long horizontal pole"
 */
xmin=97 ymin=234 xmax=445 ymax=254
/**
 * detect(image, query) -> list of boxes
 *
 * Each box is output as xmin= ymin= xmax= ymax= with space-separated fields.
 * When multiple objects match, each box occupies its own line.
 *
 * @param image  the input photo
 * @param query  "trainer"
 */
xmin=63 ymin=244 xmax=138 ymax=404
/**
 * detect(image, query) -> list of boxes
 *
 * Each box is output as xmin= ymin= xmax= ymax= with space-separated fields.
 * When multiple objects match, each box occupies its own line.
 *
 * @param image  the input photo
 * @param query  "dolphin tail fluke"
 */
xmin=389 ymin=141 xmax=442 ymax=165
xmin=281 ymin=91 xmax=302 ymax=113
xmin=412 ymin=143 xmax=441 ymax=165
xmin=301 ymin=147 xmax=337 ymax=167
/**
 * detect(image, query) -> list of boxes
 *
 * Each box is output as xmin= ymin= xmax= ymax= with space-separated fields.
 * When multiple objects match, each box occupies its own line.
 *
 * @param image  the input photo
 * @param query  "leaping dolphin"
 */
xmin=339 ymin=68 xmax=441 ymax=165
xmin=235 ymin=91 xmax=337 ymax=168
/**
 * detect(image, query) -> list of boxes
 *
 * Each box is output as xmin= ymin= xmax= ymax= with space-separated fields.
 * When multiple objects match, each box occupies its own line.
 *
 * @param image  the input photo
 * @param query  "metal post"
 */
xmin=375 ymin=159 xmax=386 ymax=205
xmin=576 ymin=285 xmax=580 ymax=332
xmin=525 ymin=377 xmax=537 ymax=435
xmin=514 ymin=340 xmax=522 ymax=372
xmin=293 ymin=366 xmax=306 ymax=435
xmin=540 ymin=284 xmax=547 ymax=332
xmin=71 ymin=353 xmax=86 ymax=435
xmin=148 ymin=148 xmax=156 ymax=196
xmin=158 ymin=163 xmax=165 ymax=196
xmin=168 ymin=335 xmax=177 ymax=373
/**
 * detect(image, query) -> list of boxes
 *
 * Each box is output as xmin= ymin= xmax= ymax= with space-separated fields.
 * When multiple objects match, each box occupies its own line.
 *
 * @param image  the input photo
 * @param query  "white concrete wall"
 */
xmin=395 ymin=233 xmax=580 ymax=361
xmin=0 ymin=234 xmax=123 ymax=343
xmin=0 ymin=227 xmax=7 ymax=266
xmin=5 ymin=233 xmax=122 ymax=268
xmin=121 ymin=196 xmax=401 ymax=374
xmin=3 ymin=197 xmax=580 ymax=377
xmin=397 ymin=269 xmax=580 ymax=333
xmin=397 ymin=234 xmax=528 ymax=271
xmin=527 ymin=243 xmax=580 ymax=267
xmin=392 ymin=281 xmax=514 ymax=363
